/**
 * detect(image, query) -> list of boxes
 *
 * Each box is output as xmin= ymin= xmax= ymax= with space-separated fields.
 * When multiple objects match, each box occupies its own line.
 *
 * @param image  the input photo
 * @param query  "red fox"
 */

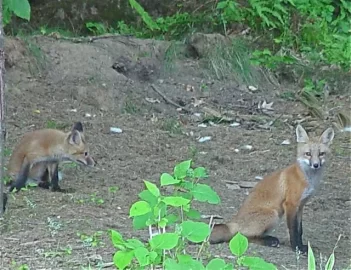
xmin=209 ymin=125 xmax=335 ymax=254
xmin=8 ymin=122 xmax=95 ymax=193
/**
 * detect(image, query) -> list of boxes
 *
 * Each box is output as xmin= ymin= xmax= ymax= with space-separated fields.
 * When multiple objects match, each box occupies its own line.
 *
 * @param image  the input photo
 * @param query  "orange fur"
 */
xmin=8 ymin=122 xmax=95 ymax=192
xmin=209 ymin=125 xmax=335 ymax=253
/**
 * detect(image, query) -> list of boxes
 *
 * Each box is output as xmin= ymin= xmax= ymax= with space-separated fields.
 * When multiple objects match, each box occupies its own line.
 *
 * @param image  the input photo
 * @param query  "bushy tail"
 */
xmin=9 ymin=154 xmax=86 ymax=193
xmin=209 ymin=223 xmax=238 ymax=244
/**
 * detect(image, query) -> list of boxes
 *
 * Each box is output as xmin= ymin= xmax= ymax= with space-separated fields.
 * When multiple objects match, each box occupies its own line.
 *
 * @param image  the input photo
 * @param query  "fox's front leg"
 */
xmin=284 ymin=201 xmax=307 ymax=254
xmin=50 ymin=164 xmax=63 ymax=192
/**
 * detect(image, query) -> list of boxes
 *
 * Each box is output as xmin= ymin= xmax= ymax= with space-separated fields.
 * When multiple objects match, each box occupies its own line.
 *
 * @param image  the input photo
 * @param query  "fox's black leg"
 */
xmin=2 ymin=193 xmax=8 ymax=212
xmin=50 ymin=164 xmax=64 ymax=192
xmin=38 ymin=169 xmax=50 ymax=189
xmin=296 ymin=204 xmax=307 ymax=253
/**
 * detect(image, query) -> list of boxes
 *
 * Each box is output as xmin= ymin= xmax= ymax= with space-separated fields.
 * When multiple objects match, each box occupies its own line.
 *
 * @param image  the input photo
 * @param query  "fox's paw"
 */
xmin=9 ymin=185 xmax=21 ymax=193
xmin=38 ymin=182 xmax=50 ymax=189
xmin=298 ymin=244 xmax=308 ymax=255
xmin=263 ymin=236 xmax=280 ymax=247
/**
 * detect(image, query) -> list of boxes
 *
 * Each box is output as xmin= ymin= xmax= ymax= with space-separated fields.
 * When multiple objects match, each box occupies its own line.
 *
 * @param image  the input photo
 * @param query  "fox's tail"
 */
xmin=9 ymin=154 xmax=87 ymax=193
xmin=209 ymin=222 xmax=239 ymax=244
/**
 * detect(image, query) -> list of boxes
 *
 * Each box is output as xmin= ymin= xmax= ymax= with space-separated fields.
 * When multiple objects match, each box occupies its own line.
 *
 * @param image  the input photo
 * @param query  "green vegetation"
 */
xmin=3 ymin=0 xmax=31 ymax=26
xmin=83 ymin=0 xmax=350 ymax=71
xmin=110 ymin=160 xmax=276 ymax=269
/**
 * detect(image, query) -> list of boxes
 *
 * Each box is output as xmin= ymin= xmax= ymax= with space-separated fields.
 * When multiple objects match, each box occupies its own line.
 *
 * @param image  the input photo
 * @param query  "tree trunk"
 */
xmin=0 ymin=0 xmax=6 ymax=217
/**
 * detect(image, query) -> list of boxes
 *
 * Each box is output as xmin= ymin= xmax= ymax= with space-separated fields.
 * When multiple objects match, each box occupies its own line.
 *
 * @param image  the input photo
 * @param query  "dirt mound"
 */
xmin=0 ymin=35 xmax=350 ymax=270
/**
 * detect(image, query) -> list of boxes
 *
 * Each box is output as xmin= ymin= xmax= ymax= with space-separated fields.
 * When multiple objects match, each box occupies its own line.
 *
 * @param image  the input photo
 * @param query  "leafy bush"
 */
xmin=122 ymin=0 xmax=350 ymax=70
xmin=110 ymin=160 xmax=276 ymax=269
xmin=3 ymin=0 xmax=31 ymax=25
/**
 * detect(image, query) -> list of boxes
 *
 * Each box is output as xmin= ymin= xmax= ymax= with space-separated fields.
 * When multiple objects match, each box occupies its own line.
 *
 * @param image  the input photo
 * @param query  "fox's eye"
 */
xmin=305 ymin=152 xmax=311 ymax=157
xmin=319 ymin=152 xmax=325 ymax=156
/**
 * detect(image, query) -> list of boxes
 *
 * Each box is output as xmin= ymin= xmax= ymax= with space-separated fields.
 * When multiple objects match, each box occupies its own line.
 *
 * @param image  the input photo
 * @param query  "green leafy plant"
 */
xmin=86 ymin=22 xmax=108 ymax=35
xmin=78 ymin=231 xmax=104 ymax=247
xmin=3 ymin=0 xmax=31 ymax=26
xmin=110 ymin=160 xmax=276 ymax=269
xmin=250 ymin=49 xmax=296 ymax=70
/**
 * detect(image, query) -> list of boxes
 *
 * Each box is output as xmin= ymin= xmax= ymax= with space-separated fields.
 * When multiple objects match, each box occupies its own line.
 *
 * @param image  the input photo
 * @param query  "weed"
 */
xmin=207 ymin=38 xmax=256 ymax=84
xmin=46 ymin=120 xmax=58 ymax=129
xmin=109 ymin=186 xmax=119 ymax=194
xmin=78 ymin=231 xmax=104 ymax=247
xmin=109 ymin=160 xmax=276 ymax=269
xmin=122 ymin=98 xmax=140 ymax=114
xmin=47 ymin=217 xmax=62 ymax=237
xmin=24 ymin=196 xmax=36 ymax=209
xmin=43 ymin=245 xmax=72 ymax=258
xmin=161 ymin=118 xmax=182 ymax=134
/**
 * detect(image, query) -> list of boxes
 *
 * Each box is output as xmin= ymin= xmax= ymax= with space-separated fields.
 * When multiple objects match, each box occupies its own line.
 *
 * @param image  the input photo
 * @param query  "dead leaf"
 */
xmin=185 ymin=84 xmax=195 ymax=92
xmin=239 ymin=181 xmax=257 ymax=188
xmin=145 ymin=97 xmax=160 ymax=104
xmin=258 ymin=100 xmax=274 ymax=111
xmin=192 ymin=98 xmax=204 ymax=107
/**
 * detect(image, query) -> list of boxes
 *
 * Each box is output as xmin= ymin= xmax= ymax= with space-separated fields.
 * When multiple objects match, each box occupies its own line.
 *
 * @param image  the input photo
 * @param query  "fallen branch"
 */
xmin=150 ymin=84 xmax=192 ymax=114
xmin=33 ymin=33 xmax=138 ymax=46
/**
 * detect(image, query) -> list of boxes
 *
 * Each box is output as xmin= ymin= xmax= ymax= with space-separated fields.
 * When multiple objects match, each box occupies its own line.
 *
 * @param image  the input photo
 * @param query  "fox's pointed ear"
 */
xmin=67 ymin=130 xmax=82 ymax=145
xmin=296 ymin=124 xmax=309 ymax=143
xmin=72 ymin=122 xmax=83 ymax=133
xmin=320 ymin=127 xmax=334 ymax=145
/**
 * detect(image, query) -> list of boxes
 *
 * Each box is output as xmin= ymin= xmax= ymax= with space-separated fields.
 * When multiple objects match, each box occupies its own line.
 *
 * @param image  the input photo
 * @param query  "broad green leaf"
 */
xmin=165 ymin=214 xmax=179 ymax=225
xmin=152 ymin=201 xmax=167 ymax=218
xmin=185 ymin=209 xmax=201 ymax=219
xmin=308 ymin=242 xmax=316 ymax=270
xmin=229 ymin=232 xmax=248 ymax=257
xmin=194 ymin=167 xmax=208 ymax=178
xmin=325 ymin=252 xmax=335 ymax=270
xmin=144 ymin=180 xmax=160 ymax=197
xmin=125 ymin=238 xmax=144 ymax=249
xmin=110 ymin=230 xmax=125 ymax=249
xmin=149 ymin=251 xmax=158 ymax=262
xmin=241 ymin=256 xmax=277 ymax=270
xmin=129 ymin=201 xmax=151 ymax=217
xmin=149 ymin=233 xmax=179 ymax=250
xmin=138 ymin=190 xmax=158 ymax=207
xmin=133 ymin=212 xmax=151 ymax=229
xmin=163 ymin=196 xmax=190 ymax=207
xmin=191 ymin=184 xmax=221 ymax=204
xmin=113 ymin=250 xmax=134 ymax=270
xmin=158 ymin=217 xmax=168 ymax=228
xmin=181 ymin=221 xmax=210 ymax=243
xmin=164 ymin=258 xmax=182 ymax=270
xmin=177 ymin=254 xmax=206 ymax=269
xmin=206 ymin=258 xmax=227 ymax=270
xmin=174 ymin=160 xmax=192 ymax=179
xmin=161 ymin=173 xmax=180 ymax=186
xmin=134 ymin=247 xmax=150 ymax=267
xmin=9 ymin=0 xmax=31 ymax=21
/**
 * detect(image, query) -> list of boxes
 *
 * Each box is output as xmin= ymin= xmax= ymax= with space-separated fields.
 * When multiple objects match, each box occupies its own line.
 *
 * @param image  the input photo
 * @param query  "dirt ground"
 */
xmin=0 ymin=35 xmax=350 ymax=270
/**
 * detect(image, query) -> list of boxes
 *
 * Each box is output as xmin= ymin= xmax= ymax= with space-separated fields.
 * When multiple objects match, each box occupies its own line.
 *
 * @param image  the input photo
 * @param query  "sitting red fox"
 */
xmin=209 ymin=124 xmax=335 ymax=254
xmin=7 ymin=122 xmax=95 ymax=193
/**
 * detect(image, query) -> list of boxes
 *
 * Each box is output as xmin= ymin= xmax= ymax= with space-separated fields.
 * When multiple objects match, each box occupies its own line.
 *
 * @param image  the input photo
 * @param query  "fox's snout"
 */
xmin=308 ymin=156 xmax=324 ymax=169
xmin=77 ymin=153 xmax=95 ymax=167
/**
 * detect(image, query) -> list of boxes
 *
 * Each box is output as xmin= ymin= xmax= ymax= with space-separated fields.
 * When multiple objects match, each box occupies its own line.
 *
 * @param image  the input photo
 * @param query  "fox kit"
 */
xmin=8 ymin=122 xmax=95 ymax=193
xmin=209 ymin=125 xmax=335 ymax=254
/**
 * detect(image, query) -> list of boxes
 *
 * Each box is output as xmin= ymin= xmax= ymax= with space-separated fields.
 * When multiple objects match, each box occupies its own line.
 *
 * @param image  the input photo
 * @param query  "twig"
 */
xmin=150 ymin=84 xmax=192 ymax=113
xmin=101 ymin=262 xmax=115 ymax=268
xmin=33 ymin=33 xmax=138 ymax=46
xmin=200 ymin=214 xmax=223 ymax=219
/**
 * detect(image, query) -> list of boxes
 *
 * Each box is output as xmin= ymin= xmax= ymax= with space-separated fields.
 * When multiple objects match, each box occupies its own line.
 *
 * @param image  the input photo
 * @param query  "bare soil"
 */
xmin=0 ymin=35 xmax=350 ymax=270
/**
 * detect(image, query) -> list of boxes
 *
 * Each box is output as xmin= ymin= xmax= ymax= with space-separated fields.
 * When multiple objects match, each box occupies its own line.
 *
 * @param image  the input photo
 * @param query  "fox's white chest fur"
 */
xmin=298 ymin=161 xmax=324 ymax=201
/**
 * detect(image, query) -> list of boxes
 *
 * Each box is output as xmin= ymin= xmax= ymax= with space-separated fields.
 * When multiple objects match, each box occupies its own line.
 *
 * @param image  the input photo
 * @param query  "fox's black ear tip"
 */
xmin=72 ymin=122 xmax=83 ymax=132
